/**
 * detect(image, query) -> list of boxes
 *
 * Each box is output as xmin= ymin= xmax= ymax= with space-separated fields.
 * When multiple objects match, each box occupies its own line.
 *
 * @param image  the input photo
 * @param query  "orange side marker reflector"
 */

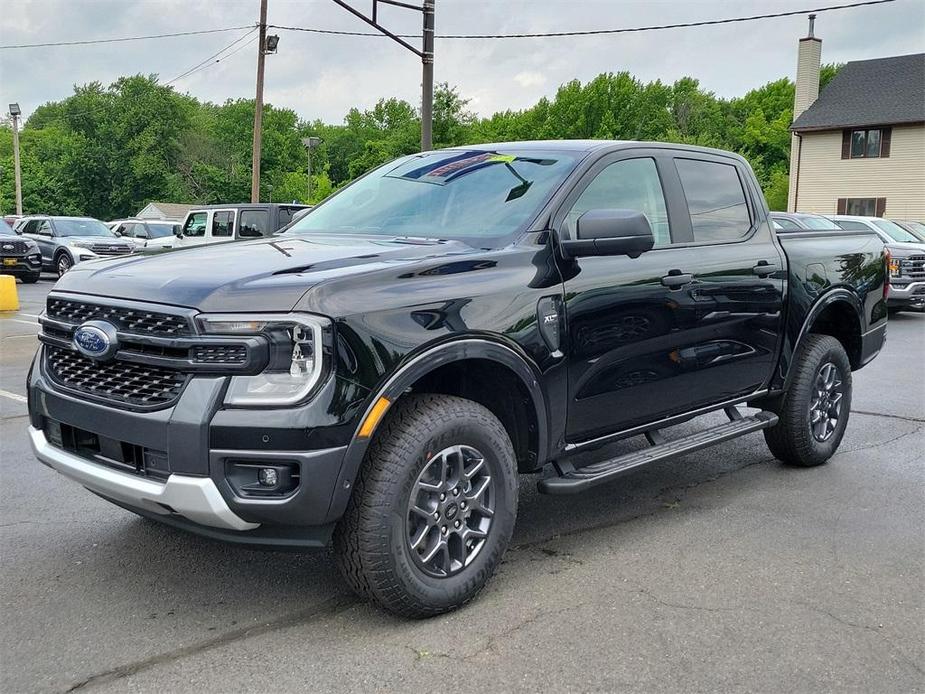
xmin=358 ymin=396 xmax=391 ymax=438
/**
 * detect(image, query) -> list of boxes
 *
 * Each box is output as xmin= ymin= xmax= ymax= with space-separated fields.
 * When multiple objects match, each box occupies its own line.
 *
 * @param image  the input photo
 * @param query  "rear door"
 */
xmin=210 ymin=209 xmax=237 ymax=244
xmin=559 ymin=149 xmax=783 ymax=442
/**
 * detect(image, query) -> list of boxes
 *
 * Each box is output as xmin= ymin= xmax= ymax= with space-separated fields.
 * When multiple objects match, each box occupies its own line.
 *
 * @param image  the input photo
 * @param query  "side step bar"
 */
xmin=538 ymin=409 xmax=778 ymax=495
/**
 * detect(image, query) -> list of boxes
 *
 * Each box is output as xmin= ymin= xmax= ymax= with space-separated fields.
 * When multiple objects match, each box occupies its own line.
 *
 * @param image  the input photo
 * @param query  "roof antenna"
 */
xmin=807 ymin=13 xmax=816 ymax=38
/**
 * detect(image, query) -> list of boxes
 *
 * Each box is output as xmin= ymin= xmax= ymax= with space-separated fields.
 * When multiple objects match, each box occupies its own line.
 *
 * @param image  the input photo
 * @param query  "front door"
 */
xmin=558 ymin=149 xmax=784 ymax=443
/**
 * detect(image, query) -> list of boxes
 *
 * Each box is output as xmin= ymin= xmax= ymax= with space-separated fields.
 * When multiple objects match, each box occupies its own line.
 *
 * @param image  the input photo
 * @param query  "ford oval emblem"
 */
xmin=73 ymin=321 xmax=119 ymax=361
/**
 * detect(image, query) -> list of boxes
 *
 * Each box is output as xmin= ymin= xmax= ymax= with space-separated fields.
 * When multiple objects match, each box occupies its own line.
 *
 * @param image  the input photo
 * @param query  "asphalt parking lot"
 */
xmin=1 ymin=277 xmax=923 ymax=693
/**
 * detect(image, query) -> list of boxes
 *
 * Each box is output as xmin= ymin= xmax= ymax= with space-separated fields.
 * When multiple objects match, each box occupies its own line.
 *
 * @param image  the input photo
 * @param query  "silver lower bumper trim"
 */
xmin=29 ymin=426 xmax=258 ymax=531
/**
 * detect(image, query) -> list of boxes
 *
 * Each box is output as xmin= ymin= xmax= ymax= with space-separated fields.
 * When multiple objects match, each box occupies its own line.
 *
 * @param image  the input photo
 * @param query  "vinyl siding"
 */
xmin=792 ymin=123 xmax=925 ymax=218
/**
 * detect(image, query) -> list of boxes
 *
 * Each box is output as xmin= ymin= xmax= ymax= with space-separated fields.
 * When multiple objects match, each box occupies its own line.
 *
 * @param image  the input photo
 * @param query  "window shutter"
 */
xmin=875 ymin=198 xmax=886 ymax=217
xmin=837 ymin=198 xmax=847 ymax=214
xmin=841 ymin=130 xmax=851 ymax=159
xmin=880 ymin=127 xmax=891 ymax=157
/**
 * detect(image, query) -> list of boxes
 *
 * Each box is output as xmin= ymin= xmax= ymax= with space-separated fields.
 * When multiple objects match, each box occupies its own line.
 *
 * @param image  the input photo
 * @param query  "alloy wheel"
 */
xmin=809 ymin=361 xmax=843 ymax=442
xmin=406 ymin=444 xmax=495 ymax=578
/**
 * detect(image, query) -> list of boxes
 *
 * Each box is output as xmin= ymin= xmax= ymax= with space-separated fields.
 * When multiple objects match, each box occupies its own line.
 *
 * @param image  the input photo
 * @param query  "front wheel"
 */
xmin=764 ymin=334 xmax=852 ymax=467
xmin=333 ymin=393 xmax=518 ymax=618
xmin=56 ymin=252 xmax=73 ymax=276
xmin=21 ymin=272 xmax=40 ymax=284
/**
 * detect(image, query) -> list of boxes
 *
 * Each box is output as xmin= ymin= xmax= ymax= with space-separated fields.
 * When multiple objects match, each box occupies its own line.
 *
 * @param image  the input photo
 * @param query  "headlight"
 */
xmin=889 ymin=257 xmax=902 ymax=277
xmin=198 ymin=313 xmax=330 ymax=406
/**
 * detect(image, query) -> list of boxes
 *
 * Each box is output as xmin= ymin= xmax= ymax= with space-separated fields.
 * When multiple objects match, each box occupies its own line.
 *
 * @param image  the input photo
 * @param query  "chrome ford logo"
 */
xmin=1 ymin=244 xmax=12 ymax=251
xmin=73 ymin=321 xmax=119 ymax=361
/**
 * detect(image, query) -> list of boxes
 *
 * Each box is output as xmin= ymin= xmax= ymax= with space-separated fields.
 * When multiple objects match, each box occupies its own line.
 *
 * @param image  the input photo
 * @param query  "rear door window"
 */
xmin=212 ymin=211 xmax=235 ymax=237
xmin=675 ymin=158 xmax=751 ymax=243
xmin=773 ymin=218 xmax=801 ymax=231
xmin=183 ymin=212 xmax=207 ymax=237
xmin=239 ymin=210 xmax=269 ymax=238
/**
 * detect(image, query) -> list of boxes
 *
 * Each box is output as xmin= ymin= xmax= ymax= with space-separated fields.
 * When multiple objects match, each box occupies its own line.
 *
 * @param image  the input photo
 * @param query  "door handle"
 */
xmin=661 ymin=270 xmax=693 ymax=289
xmin=752 ymin=261 xmax=779 ymax=277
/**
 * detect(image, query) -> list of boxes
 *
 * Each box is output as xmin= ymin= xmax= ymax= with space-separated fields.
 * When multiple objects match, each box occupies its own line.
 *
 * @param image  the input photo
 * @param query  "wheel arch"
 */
xmin=324 ymin=338 xmax=549 ymax=523
xmin=786 ymin=289 xmax=863 ymax=390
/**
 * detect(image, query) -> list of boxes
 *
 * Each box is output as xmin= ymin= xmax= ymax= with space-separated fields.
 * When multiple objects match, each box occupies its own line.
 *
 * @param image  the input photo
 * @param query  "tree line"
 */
xmin=0 ymin=66 xmax=839 ymax=220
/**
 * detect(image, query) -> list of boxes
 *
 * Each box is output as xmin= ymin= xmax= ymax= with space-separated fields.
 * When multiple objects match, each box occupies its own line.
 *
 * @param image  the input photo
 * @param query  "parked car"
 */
xmin=173 ymin=203 xmax=309 ymax=248
xmin=15 ymin=216 xmax=134 ymax=276
xmin=892 ymin=219 xmax=925 ymax=243
xmin=28 ymin=141 xmax=887 ymax=617
xmin=0 ymin=219 xmax=42 ymax=283
xmin=828 ymin=215 xmax=925 ymax=312
xmin=769 ymin=212 xmax=842 ymax=231
xmin=107 ymin=219 xmax=180 ymax=250
xmin=273 ymin=206 xmax=313 ymax=234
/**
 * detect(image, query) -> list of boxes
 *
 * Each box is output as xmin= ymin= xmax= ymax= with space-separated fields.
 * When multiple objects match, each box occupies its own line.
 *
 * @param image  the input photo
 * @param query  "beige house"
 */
xmin=787 ymin=21 xmax=925 ymax=219
xmin=136 ymin=201 xmax=196 ymax=222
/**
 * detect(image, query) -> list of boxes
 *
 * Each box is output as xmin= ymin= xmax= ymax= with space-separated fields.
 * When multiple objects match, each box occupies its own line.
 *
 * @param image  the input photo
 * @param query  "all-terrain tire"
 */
xmin=333 ymin=393 xmax=518 ymax=618
xmin=764 ymin=334 xmax=852 ymax=467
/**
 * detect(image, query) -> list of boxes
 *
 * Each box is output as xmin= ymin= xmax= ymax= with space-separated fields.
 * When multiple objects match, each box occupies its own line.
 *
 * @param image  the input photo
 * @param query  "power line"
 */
xmin=270 ymin=0 xmax=897 ymax=39
xmin=0 ymin=25 xmax=255 ymax=50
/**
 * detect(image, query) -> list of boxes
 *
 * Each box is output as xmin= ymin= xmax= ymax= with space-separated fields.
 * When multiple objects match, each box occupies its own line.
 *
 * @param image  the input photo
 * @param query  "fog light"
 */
xmin=257 ymin=467 xmax=279 ymax=487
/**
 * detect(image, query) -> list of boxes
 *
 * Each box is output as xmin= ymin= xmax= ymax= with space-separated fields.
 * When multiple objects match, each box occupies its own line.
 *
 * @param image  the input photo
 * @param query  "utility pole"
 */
xmin=421 ymin=0 xmax=435 ymax=151
xmin=9 ymin=104 xmax=23 ymax=215
xmin=250 ymin=0 xmax=269 ymax=203
xmin=302 ymin=136 xmax=321 ymax=202
xmin=331 ymin=0 xmax=436 ymax=151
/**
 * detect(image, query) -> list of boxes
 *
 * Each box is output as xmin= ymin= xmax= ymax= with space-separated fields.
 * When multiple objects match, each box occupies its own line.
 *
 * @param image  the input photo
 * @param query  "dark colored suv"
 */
xmin=0 ymin=219 xmax=42 ymax=282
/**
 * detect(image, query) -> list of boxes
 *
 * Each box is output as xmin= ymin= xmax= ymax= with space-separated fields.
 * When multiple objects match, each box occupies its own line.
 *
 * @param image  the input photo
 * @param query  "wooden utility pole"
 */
xmin=250 ymin=0 xmax=268 ymax=203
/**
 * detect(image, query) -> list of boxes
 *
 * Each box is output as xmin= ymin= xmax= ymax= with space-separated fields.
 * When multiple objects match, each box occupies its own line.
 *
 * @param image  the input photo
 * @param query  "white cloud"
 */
xmin=514 ymin=70 xmax=546 ymax=88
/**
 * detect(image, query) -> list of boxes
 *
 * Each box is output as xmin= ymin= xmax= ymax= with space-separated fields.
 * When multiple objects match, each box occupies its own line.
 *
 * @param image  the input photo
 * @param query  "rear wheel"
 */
xmin=333 ymin=393 xmax=518 ymax=618
xmin=764 ymin=334 xmax=852 ymax=467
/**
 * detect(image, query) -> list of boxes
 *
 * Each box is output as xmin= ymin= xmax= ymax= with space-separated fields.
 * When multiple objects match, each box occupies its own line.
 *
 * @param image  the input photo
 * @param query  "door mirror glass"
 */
xmin=560 ymin=209 xmax=655 ymax=259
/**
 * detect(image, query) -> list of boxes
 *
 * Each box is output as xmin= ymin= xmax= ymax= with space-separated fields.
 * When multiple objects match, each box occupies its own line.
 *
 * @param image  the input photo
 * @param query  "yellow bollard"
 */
xmin=0 ymin=275 xmax=20 ymax=311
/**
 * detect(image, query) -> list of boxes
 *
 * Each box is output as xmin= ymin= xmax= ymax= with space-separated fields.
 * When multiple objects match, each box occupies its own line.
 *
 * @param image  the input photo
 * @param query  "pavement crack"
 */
xmin=65 ymin=595 xmax=356 ymax=691
xmin=838 ymin=424 xmax=923 ymax=455
xmin=634 ymin=587 xmax=748 ymax=614
xmin=851 ymin=409 xmax=925 ymax=423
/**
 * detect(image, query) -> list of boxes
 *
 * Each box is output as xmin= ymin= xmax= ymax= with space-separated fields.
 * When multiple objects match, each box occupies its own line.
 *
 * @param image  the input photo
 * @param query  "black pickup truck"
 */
xmin=27 ymin=141 xmax=888 ymax=617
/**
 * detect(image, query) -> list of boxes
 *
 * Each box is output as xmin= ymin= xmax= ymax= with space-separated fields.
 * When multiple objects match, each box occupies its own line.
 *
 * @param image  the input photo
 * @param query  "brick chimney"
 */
xmin=787 ymin=14 xmax=822 ymax=212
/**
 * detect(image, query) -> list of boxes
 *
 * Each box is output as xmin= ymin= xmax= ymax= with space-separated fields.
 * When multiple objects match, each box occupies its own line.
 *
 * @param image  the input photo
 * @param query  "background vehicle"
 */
xmin=3 ymin=214 xmax=24 ymax=228
xmin=15 ymin=216 xmax=134 ymax=276
xmin=28 ymin=142 xmax=887 ymax=617
xmin=769 ymin=212 xmax=841 ymax=231
xmin=273 ymin=206 xmax=313 ymax=234
xmin=0 ymin=219 xmax=42 ymax=283
xmin=108 ymin=219 xmax=180 ymax=250
xmin=174 ymin=203 xmax=309 ymax=248
xmin=828 ymin=215 xmax=925 ymax=312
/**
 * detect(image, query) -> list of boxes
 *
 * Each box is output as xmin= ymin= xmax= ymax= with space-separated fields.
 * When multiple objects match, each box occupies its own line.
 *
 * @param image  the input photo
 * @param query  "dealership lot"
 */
xmin=1 ymin=279 xmax=922 ymax=693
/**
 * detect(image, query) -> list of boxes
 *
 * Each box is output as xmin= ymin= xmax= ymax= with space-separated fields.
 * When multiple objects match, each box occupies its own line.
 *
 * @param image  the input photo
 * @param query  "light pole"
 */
xmin=9 ymin=103 xmax=23 ymax=215
xmin=301 ymin=136 xmax=321 ymax=202
xmin=250 ymin=0 xmax=280 ymax=203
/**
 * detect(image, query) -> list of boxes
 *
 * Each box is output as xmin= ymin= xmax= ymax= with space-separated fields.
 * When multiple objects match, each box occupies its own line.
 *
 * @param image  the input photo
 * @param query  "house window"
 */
xmin=842 ymin=127 xmax=891 ymax=159
xmin=837 ymin=197 xmax=886 ymax=217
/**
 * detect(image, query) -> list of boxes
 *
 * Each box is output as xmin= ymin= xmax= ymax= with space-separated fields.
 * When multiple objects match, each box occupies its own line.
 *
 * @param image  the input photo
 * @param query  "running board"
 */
xmin=538 ymin=409 xmax=778 ymax=495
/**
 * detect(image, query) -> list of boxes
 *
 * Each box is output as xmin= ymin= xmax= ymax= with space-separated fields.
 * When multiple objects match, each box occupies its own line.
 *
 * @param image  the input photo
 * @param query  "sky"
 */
xmin=1 ymin=0 xmax=924 ymax=125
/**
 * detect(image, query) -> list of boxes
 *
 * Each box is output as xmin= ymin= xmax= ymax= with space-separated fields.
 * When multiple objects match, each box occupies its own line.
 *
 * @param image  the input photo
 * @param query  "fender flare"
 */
xmin=784 ymin=288 xmax=863 ymax=389
xmin=324 ymin=338 xmax=549 ymax=523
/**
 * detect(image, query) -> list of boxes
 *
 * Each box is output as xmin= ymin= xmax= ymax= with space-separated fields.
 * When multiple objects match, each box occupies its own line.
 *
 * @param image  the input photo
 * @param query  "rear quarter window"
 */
xmin=675 ymin=158 xmax=751 ymax=243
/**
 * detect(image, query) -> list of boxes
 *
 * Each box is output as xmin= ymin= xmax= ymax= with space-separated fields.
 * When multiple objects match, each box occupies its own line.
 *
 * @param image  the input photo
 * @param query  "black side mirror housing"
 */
xmin=559 ymin=209 xmax=655 ymax=259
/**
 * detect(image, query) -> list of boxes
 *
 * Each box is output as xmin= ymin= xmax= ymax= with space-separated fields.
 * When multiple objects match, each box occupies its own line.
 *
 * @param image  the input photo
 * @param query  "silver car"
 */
xmin=15 ymin=216 xmax=134 ymax=276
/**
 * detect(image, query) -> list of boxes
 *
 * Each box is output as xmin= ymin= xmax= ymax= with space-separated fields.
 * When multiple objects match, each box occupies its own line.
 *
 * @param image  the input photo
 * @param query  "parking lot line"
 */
xmin=2 ymin=318 xmax=39 ymax=327
xmin=0 ymin=388 xmax=28 ymax=403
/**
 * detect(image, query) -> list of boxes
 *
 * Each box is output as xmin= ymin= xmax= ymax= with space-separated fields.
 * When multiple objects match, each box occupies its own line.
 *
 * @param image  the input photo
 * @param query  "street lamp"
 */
xmin=8 ymin=103 xmax=23 ymax=215
xmin=301 ymin=136 xmax=322 ymax=203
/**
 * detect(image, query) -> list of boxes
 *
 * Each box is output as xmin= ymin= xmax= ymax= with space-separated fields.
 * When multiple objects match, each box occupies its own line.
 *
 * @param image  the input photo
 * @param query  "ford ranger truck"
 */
xmin=27 ymin=141 xmax=888 ymax=617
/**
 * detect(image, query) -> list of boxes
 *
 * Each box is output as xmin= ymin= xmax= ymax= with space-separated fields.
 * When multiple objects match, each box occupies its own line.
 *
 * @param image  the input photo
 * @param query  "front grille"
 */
xmin=901 ymin=255 xmax=925 ymax=280
xmin=47 ymin=298 xmax=192 ymax=336
xmin=0 ymin=239 xmax=30 ymax=255
xmin=88 ymin=244 xmax=133 ymax=255
xmin=192 ymin=344 xmax=248 ymax=364
xmin=45 ymin=345 xmax=187 ymax=407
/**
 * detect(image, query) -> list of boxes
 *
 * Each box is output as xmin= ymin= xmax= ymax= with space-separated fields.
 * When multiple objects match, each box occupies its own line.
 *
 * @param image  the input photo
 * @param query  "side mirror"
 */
xmin=174 ymin=227 xmax=184 ymax=238
xmin=559 ymin=209 xmax=655 ymax=259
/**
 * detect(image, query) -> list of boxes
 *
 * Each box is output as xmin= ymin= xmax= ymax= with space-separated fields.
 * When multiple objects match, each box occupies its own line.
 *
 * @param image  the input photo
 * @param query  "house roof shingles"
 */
xmin=791 ymin=53 xmax=925 ymax=132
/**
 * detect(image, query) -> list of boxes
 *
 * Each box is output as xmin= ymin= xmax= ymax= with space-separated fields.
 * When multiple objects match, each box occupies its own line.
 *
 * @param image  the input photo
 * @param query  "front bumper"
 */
xmin=1 ymin=254 xmax=42 ymax=276
xmin=888 ymin=281 xmax=925 ymax=310
xmin=29 ymin=426 xmax=256 ymax=531
xmin=28 ymin=347 xmax=366 ymax=546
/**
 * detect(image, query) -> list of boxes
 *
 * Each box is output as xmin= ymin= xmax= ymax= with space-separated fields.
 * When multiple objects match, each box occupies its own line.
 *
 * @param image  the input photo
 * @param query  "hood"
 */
xmin=53 ymin=234 xmax=476 ymax=312
xmin=66 ymin=236 xmax=129 ymax=244
xmin=886 ymin=241 xmax=925 ymax=257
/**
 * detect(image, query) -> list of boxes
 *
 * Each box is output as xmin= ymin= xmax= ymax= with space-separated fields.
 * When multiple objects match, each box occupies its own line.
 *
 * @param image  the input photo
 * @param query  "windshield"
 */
xmin=55 ymin=219 xmax=115 ymax=237
xmin=147 ymin=223 xmax=177 ymax=238
xmin=871 ymin=219 xmax=920 ymax=243
xmin=800 ymin=216 xmax=840 ymax=230
xmin=286 ymin=149 xmax=580 ymax=244
xmin=0 ymin=220 xmax=15 ymax=236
